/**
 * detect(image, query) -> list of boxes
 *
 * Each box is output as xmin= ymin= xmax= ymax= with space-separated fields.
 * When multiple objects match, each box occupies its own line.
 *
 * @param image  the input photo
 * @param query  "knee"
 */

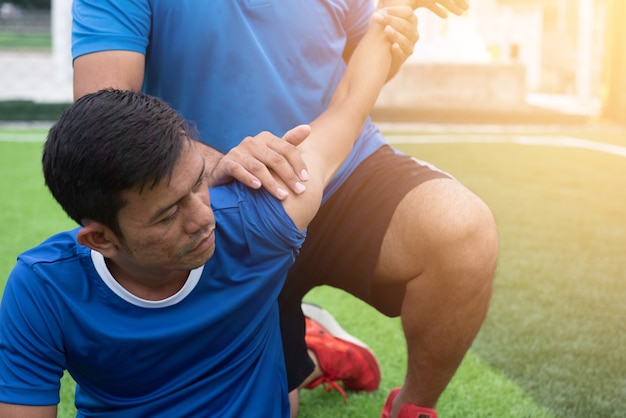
xmin=463 ymin=192 xmax=498 ymax=255
xmin=433 ymin=189 xmax=499 ymax=286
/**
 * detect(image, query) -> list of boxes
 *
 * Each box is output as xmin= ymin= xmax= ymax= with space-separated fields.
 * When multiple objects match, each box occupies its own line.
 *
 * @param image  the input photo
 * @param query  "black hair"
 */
xmin=42 ymin=89 xmax=197 ymax=237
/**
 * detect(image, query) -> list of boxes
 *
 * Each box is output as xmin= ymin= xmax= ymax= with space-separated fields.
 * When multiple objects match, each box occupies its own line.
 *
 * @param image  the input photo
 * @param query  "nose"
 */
xmin=183 ymin=189 xmax=214 ymax=234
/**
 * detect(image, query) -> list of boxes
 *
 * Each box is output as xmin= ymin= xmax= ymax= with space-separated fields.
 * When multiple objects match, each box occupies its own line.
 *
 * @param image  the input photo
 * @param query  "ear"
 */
xmin=76 ymin=222 xmax=121 ymax=259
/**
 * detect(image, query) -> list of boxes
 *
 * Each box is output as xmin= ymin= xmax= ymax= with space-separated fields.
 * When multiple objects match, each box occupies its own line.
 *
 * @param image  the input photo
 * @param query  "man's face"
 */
xmin=112 ymin=142 xmax=216 ymax=277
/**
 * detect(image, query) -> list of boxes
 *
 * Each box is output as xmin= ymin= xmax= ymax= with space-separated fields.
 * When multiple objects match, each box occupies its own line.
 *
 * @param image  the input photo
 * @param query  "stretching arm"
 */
xmin=284 ymin=8 xmax=409 ymax=229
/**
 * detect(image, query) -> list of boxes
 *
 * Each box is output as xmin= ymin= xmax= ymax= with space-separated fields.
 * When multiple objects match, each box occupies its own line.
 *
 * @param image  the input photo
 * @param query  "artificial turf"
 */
xmin=0 ymin=128 xmax=624 ymax=417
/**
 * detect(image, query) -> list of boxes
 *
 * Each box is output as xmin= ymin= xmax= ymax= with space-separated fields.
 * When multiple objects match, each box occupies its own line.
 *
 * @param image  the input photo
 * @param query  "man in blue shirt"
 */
xmin=70 ymin=1 xmax=498 ymax=417
xmin=0 ymin=8 xmax=398 ymax=417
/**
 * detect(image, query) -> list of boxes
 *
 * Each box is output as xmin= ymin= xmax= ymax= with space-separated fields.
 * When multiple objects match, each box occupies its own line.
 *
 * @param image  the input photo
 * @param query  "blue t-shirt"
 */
xmin=0 ymin=183 xmax=305 ymax=417
xmin=72 ymin=0 xmax=387 ymax=201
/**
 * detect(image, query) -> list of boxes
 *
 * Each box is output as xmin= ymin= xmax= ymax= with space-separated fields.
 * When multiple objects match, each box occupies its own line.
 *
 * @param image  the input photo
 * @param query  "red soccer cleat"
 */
xmin=302 ymin=302 xmax=381 ymax=399
xmin=381 ymin=387 xmax=438 ymax=418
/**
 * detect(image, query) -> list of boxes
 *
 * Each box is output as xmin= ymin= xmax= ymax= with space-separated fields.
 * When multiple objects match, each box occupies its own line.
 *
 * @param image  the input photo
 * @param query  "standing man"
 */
xmin=71 ymin=1 xmax=498 ymax=417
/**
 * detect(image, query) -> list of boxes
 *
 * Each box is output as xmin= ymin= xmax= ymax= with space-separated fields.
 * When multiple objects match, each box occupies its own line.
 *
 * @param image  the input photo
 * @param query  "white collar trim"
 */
xmin=90 ymin=250 xmax=203 ymax=308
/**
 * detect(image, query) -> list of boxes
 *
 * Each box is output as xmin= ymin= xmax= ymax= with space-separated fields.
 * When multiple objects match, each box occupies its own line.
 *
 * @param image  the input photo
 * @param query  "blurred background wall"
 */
xmin=0 ymin=0 xmax=624 ymax=123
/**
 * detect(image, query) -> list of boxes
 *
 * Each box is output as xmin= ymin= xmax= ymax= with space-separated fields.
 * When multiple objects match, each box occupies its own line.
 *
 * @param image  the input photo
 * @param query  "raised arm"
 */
xmin=284 ymin=7 xmax=413 ymax=229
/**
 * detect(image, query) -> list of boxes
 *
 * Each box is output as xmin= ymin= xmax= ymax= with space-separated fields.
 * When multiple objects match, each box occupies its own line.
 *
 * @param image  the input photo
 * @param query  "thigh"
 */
xmin=282 ymin=145 xmax=451 ymax=308
xmin=371 ymin=174 xmax=494 ymax=315
xmin=278 ymin=145 xmax=450 ymax=388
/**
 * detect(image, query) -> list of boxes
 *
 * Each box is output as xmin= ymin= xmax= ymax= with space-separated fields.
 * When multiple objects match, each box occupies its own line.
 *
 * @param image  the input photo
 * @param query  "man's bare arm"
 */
xmin=0 ymin=403 xmax=57 ymax=418
xmin=284 ymin=9 xmax=403 ymax=229
xmin=73 ymin=50 xmax=145 ymax=100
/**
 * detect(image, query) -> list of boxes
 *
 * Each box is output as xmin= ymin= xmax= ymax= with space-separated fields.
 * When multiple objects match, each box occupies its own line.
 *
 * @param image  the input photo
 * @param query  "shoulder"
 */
xmin=211 ymin=183 xmax=305 ymax=250
xmin=72 ymin=0 xmax=152 ymax=58
xmin=210 ymin=183 xmax=284 ymax=220
xmin=18 ymin=228 xmax=87 ymax=268
xmin=10 ymin=228 xmax=92 ymax=297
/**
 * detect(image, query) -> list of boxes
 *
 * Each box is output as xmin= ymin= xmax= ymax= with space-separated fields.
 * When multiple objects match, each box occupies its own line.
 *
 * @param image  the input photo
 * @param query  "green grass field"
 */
xmin=0 ymin=127 xmax=624 ymax=417
xmin=0 ymin=32 xmax=51 ymax=50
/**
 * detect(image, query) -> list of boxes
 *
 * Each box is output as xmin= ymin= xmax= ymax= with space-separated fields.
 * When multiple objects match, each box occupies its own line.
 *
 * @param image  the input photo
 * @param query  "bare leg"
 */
xmin=288 ymin=389 xmax=299 ymax=418
xmin=290 ymin=350 xmax=322 ymax=418
xmin=373 ymin=178 xmax=498 ymax=416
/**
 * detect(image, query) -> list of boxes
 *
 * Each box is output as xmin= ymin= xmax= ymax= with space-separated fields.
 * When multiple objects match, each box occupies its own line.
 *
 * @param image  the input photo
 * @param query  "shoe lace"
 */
xmin=307 ymin=376 xmax=348 ymax=403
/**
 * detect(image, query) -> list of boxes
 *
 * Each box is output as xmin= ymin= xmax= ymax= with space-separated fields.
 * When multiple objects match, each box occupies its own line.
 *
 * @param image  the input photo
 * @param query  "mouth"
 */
xmin=189 ymin=229 xmax=215 ymax=255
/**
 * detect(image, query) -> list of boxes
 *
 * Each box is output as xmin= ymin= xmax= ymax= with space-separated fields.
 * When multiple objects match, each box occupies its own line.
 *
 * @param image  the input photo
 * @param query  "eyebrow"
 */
xmin=147 ymin=157 xmax=207 ymax=225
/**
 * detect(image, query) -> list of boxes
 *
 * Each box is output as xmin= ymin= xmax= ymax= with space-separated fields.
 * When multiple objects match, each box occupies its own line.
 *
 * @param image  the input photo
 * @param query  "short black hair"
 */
xmin=43 ymin=89 xmax=197 ymax=236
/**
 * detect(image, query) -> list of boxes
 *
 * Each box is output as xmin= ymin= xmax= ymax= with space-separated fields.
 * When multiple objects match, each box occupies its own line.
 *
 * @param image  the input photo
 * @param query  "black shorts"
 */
xmin=278 ymin=144 xmax=452 ymax=390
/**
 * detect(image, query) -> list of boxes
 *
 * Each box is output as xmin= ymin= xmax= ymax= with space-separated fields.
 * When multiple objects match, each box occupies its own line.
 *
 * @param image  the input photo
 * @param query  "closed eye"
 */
xmin=159 ymin=208 xmax=179 ymax=224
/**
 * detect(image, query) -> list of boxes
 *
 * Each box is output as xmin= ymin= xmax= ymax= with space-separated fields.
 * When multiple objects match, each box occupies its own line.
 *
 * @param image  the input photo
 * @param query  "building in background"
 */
xmin=1 ymin=0 xmax=623 ymax=123
xmin=377 ymin=0 xmax=610 ymax=119
xmin=602 ymin=0 xmax=626 ymax=124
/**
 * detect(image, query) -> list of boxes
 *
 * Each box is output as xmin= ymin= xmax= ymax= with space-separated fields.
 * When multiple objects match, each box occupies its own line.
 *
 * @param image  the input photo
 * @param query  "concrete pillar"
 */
xmin=602 ymin=0 xmax=626 ymax=122
xmin=51 ymin=0 xmax=73 ymax=85
xmin=575 ymin=0 xmax=594 ymax=101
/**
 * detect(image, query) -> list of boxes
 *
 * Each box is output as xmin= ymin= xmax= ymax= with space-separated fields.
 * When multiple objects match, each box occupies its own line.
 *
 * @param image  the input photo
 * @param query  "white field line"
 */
xmin=0 ymin=132 xmax=47 ymax=142
xmin=387 ymin=134 xmax=626 ymax=158
xmin=3 ymin=131 xmax=626 ymax=159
